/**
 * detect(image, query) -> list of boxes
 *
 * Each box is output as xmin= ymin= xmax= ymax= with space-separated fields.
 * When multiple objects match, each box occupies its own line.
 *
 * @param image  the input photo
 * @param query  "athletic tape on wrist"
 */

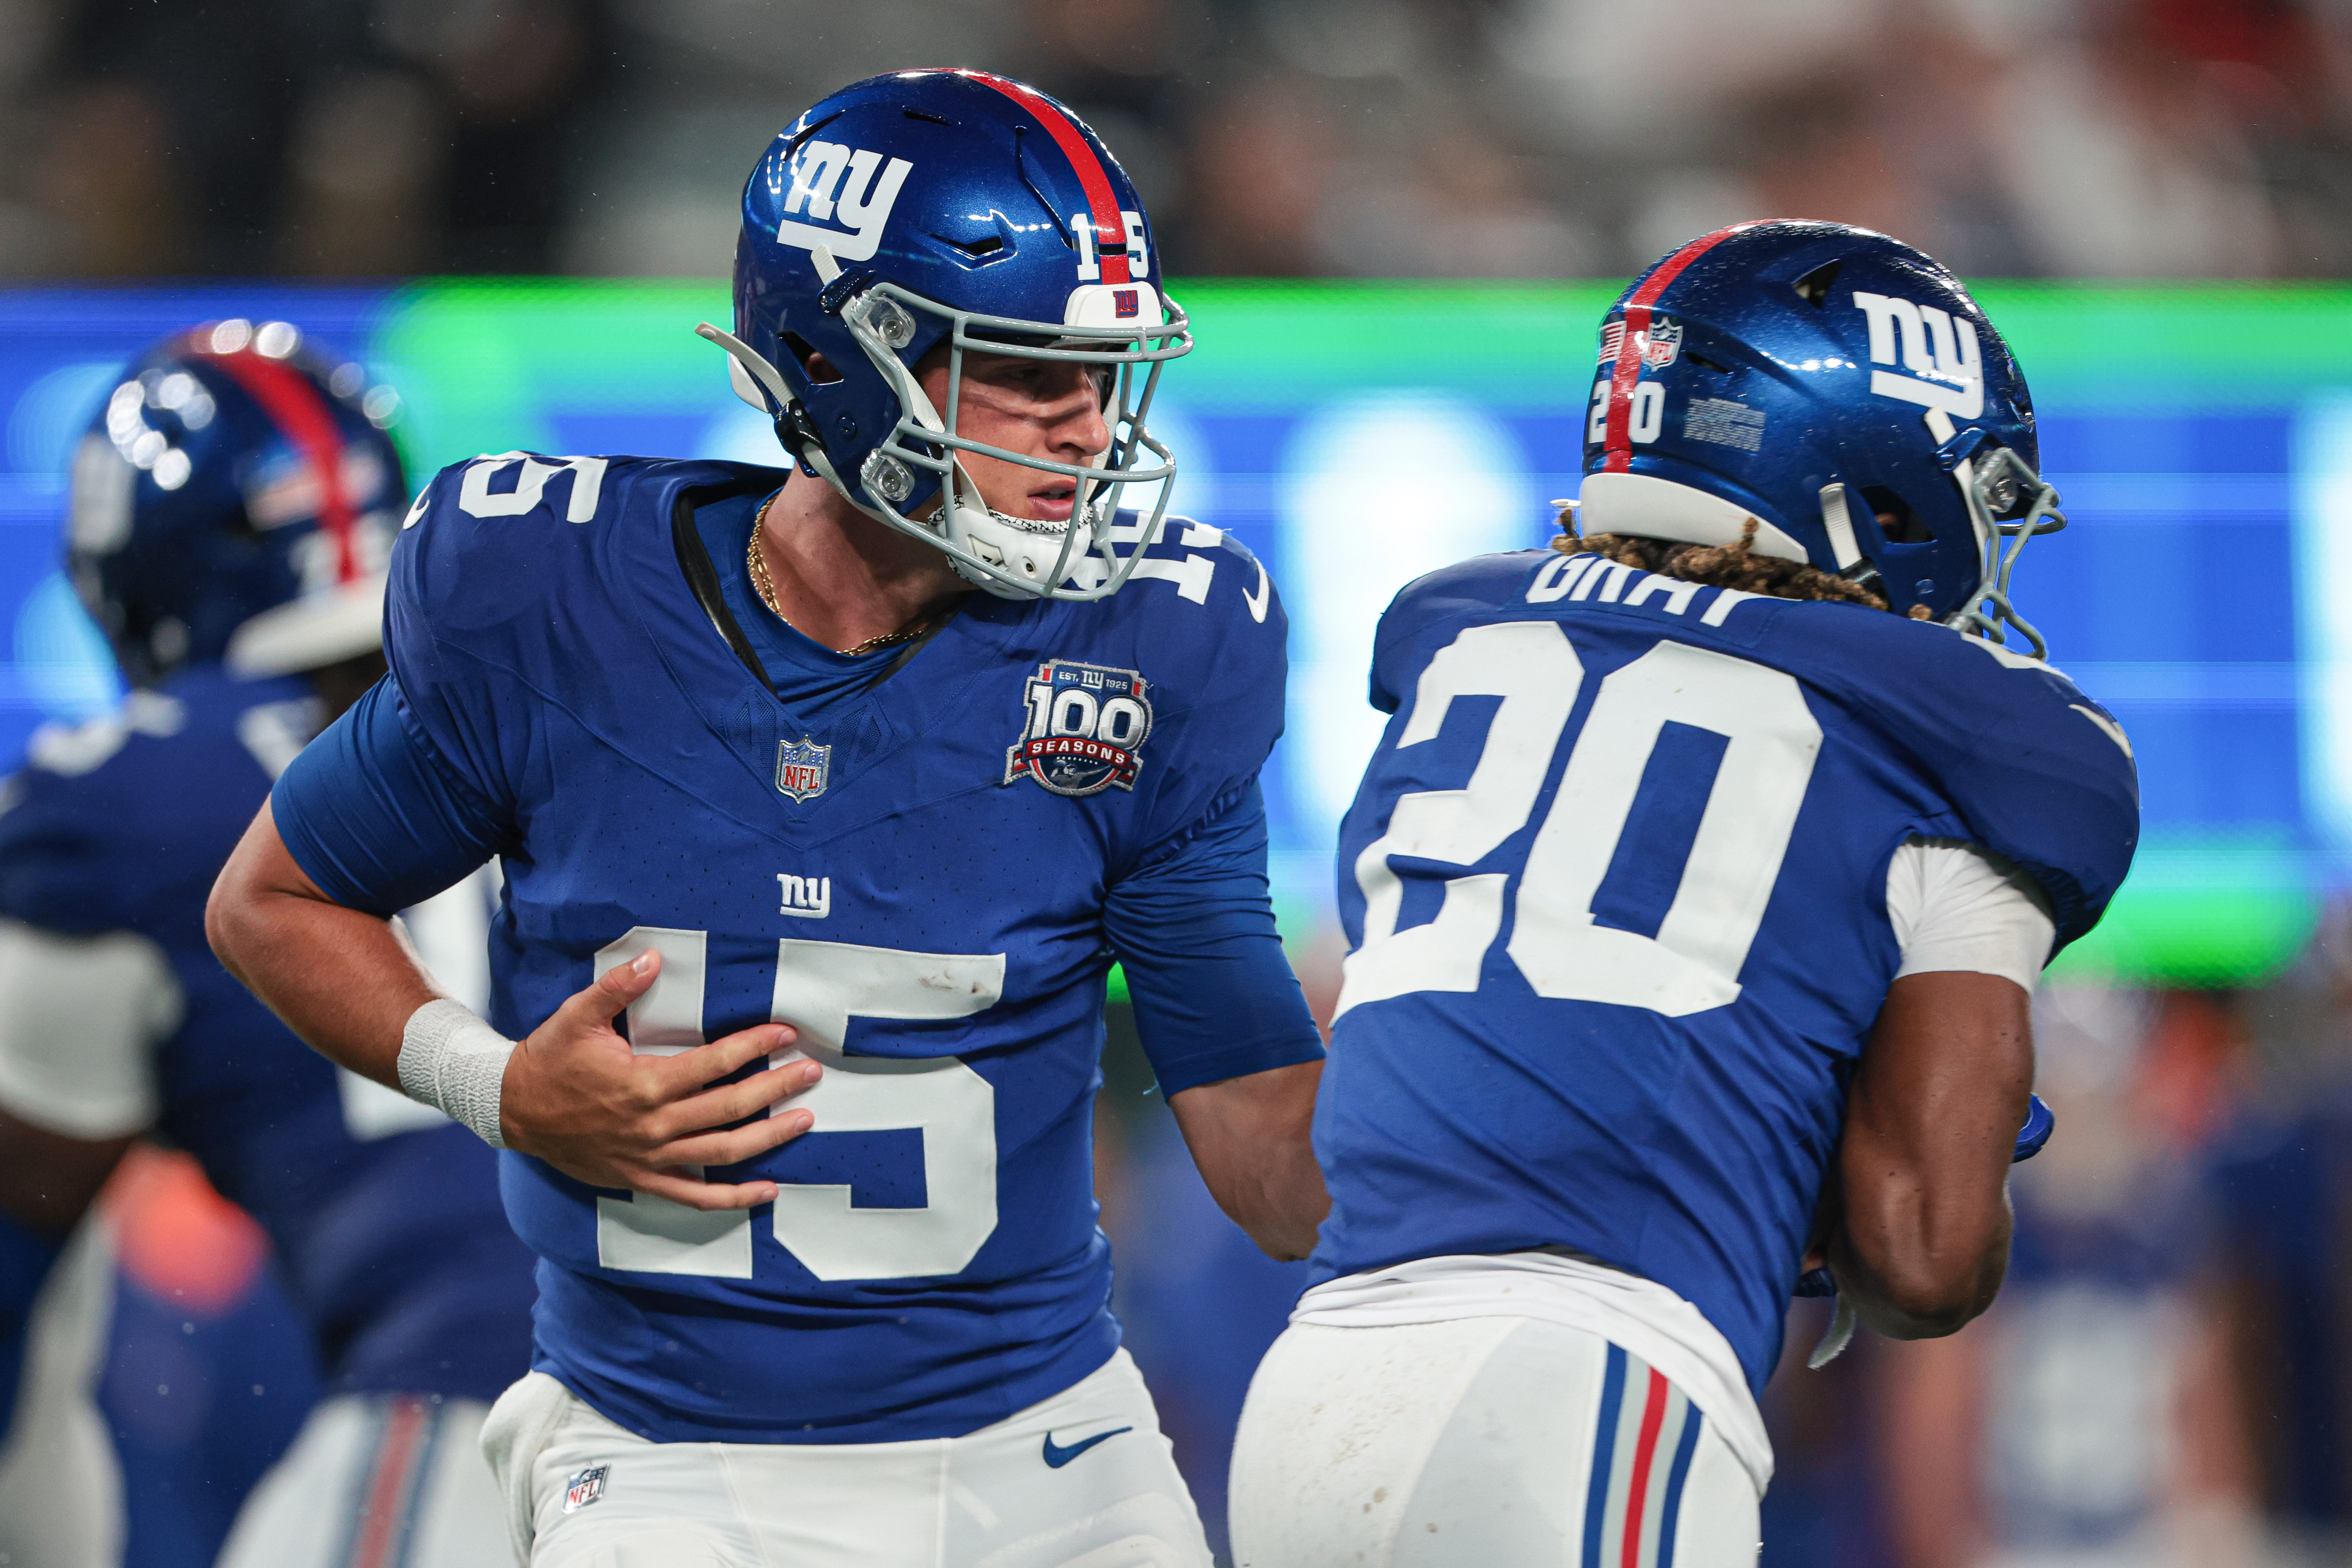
xmin=397 ymin=998 xmax=516 ymax=1148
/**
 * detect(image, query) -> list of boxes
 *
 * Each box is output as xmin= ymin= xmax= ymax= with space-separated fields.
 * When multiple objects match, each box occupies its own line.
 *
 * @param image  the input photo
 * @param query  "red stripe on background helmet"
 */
xmin=200 ymin=348 xmax=360 ymax=584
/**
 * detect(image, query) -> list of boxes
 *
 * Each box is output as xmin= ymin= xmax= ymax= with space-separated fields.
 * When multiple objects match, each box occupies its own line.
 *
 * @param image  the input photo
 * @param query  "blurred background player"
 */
xmin=0 ymin=321 xmax=537 ymax=1567
xmin=208 ymin=70 xmax=1327 ymax=1568
xmin=1228 ymin=221 xmax=2141 ymax=1565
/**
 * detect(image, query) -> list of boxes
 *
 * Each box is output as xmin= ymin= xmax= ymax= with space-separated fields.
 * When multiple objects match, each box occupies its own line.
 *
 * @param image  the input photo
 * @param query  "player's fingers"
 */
xmin=549 ymin=951 xmax=662 ymax=1038
xmin=655 ymin=1023 xmax=794 ymax=1096
xmin=630 ymin=1169 xmax=780 ymax=1212
xmin=654 ymin=1108 xmax=815 ymax=1170
xmin=653 ymin=1058 xmax=820 ymax=1140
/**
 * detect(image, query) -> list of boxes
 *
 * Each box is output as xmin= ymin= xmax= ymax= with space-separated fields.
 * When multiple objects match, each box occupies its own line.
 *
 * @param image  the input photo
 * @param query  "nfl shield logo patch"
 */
xmin=1005 ymin=660 xmax=1153 ymax=798
xmin=562 ymin=1464 xmax=608 ymax=1513
xmin=1644 ymin=317 xmax=1684 ymax=367
xmin=776 ymin=735 xmax=830 ymax=802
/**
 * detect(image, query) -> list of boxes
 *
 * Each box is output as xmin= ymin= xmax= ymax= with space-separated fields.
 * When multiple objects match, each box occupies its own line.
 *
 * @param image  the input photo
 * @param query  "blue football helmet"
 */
xmin=700 ymin=69 xmax=1191 ymax=601
xmin=67 ymin=319 xmax=409 ymax=685
xmin=1577 ymin=220 xmax=2067 ymax=655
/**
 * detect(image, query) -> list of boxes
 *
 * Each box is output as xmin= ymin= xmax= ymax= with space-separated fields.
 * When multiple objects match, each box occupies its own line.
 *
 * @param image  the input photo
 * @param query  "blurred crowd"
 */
xmin=3 ymin=0 xmax=2352 ymax=281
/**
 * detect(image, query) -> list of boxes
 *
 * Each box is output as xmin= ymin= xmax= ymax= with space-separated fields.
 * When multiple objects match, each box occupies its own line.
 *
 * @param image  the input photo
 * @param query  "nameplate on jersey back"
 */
xmin=1004 ymin=660 xmax=1153 ymax=798
xmin=776 ymin=734 xmax=830 ymax=802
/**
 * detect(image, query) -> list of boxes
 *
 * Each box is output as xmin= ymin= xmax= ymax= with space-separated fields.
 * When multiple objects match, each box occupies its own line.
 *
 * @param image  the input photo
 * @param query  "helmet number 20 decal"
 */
xmin=1587 ymin=380 xmax=1664 ymax=446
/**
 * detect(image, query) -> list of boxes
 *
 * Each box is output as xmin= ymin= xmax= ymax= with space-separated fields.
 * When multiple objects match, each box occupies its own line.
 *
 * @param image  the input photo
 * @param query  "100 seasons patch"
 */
xmin=1004 ymin=660 xmax=1153 ymax=798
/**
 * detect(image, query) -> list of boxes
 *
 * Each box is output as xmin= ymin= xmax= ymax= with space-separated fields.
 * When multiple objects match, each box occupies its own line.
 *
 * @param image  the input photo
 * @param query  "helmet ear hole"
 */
xmin=781 ymin=332 xmax=842 ymax=385
xmin=1791 ymin=260 xmax=1841 ymax=308
xmin=1860 ymin=485 xmax=1934 ymax=544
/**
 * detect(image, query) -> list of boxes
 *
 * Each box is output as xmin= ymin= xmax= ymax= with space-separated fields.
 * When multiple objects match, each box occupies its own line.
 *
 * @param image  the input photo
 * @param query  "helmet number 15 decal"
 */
xmin=1336 ymin=621 xmax=1820 ymax=1021
xmin=590 ymin=928 xmax=1004 ymax=1282
xmin=1075 ymin=210 xmax=1149 ymax=283
xmin=1587 ymin=379 xmax=1664 ymax=446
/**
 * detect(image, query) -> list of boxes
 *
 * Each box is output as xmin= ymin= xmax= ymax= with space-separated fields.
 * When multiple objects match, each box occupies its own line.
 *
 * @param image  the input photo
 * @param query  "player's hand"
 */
xmin=498 ymin=950 xmax=820 ymax=1210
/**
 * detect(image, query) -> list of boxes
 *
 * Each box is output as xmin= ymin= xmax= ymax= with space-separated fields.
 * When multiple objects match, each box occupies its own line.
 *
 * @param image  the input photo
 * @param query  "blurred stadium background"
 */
xmin=5 ymin=0 xmax=2352 ymax=1565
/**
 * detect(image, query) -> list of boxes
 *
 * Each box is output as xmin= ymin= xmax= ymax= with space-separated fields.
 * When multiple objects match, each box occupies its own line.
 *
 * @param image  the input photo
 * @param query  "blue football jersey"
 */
xmin=1311 ymin=550 xmax=2141 ymax=1393
xmin=0 ymin=665 xmax=537 ymax=1400
xmin=304 ymin=453 xmax=1298 ymax=1444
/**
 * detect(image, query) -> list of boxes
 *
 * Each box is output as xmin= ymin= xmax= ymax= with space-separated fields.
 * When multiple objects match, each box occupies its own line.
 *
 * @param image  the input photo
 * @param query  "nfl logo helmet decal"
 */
xmin=1005 ymin=660 xmax=1153 ymax=797
xmin=776 ymin=734 xmax=831 ymax=802
xmin=563 ymin=1464 xmax=608 ymax=1513
xmin=1598 ymin=316 xmax=1683 ymax=369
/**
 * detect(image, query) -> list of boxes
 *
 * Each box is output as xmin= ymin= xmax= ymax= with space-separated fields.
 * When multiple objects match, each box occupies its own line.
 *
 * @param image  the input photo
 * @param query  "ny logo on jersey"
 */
xmin=776 ymin=873 xmax=831 ymax=919
xmin=776 ymin=142 xmax=914 ymax=264
xmin=1599 ymin=316 xmax=1682 ymax=369
xmin=776 ymin=734 xmax=830 ymax=802
xmin=1005 ymin=660 xmax=1153 ymax=797
xmin=1852 ymin=291 xmax=1983 ymax=419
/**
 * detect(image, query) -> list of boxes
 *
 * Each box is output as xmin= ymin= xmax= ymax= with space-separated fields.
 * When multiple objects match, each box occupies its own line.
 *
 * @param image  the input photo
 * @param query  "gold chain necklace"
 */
xmin=747 ymin=528 xmax=939 ymax=658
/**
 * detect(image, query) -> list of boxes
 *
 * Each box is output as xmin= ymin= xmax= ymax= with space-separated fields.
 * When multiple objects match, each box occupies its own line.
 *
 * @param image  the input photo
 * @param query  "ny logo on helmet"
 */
xmin=1852 ymin=291 xmax=1982 ymax=419
xmin=776 ymin=142 xmax=914 ymax=264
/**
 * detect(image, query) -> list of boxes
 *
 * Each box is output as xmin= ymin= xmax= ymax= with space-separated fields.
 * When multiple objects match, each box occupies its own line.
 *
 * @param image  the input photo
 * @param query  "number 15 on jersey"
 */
xmin=590 ymin=929 xmax=1005 ymax=1283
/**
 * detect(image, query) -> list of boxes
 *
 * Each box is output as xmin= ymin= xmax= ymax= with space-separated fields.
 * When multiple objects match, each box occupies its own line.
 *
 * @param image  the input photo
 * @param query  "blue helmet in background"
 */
xmin=701 ymin=69 xmax=1191 ymax=601
xmin=68 ymin=318 xmax=408 ymax=685
xmin=1578 ymin=220 xmax=2066 ymax=654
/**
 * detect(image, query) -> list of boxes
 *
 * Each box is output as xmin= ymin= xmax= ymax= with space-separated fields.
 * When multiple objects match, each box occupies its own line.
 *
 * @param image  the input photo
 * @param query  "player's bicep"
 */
xmin=271 ymin=675 xmax=509 ymax=917
xmin=0 ymin=918 xmax=178 ymax=1141
xmin=1104 ymin=781 xmax=1323 ymax=1097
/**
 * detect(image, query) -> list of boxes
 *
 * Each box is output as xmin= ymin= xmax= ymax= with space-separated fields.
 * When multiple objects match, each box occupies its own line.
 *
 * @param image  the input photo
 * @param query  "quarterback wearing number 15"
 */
xmin=1229 ymin=223 xmax=2140 ymax=1566
xmin=207 ymin=70 xmax=1325 ymax=1568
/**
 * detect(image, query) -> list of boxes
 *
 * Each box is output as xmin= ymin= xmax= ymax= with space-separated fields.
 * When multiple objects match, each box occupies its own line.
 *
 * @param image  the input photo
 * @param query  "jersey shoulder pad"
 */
xmin=1367 ymin=550 xmax=1554 ymax=713
xmin=1791 ymin=615 xmax=2141 ymax=948
xmin=1102 ymin=516 xmax=1286 ymax=716
xmin=396 ymin=453 xmax=732 ymax=615
xmin=0 ymin=672 xmax=299 ymax=933
xmin=1386 ymin=549 xmax=1555 ymax=625
xmin=391 ymin=453 xmax=770 ymax=675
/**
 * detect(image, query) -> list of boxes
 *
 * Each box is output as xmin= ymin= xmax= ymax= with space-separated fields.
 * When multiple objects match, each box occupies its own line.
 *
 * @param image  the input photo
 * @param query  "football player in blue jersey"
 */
xmin=0 ymin=321 xmax=539 ymax=1566
xmin=206 ymin=70 xmax=1327 ymax=1568
xmin=1225 ymin=221 xmax=2142 ymax=1568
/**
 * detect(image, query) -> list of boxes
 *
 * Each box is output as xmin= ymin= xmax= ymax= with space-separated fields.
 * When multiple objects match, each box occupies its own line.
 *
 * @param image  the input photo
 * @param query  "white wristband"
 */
xmin=397 ymin=999 xmax=516 ymax=1148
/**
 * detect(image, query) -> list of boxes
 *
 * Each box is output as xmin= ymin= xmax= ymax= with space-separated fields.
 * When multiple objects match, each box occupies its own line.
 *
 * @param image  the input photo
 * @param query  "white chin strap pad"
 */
xmin=943 ymin=503 xmax=1105 ymax=599
xmin=1575 ymin=472 xmax=1810 ymax=564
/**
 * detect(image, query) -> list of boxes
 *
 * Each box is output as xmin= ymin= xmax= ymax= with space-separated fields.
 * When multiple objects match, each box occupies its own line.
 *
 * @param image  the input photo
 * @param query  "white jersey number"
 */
xmin=590 ymin=928 xmax=1005 ymax=1283
xmin=1337 ymin=623 xmax=1820 ymax=1020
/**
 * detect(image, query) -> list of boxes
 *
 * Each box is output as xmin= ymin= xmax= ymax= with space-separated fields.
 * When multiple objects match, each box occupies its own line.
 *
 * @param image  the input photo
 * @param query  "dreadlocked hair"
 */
xmin=1553 ymin=509 xmax=1908 ymax=615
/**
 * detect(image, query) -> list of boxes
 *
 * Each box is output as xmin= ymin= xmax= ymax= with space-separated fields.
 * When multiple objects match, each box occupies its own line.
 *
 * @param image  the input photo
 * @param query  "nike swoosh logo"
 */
xmin=1042 ymin=1426 xmax=1133 ymax=1468
xmin=1243 ymin=559 xmax=1270 ymax=624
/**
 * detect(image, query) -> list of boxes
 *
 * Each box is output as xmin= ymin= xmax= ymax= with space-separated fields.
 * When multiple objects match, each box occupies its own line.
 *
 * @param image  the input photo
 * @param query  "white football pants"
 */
xmin=482 ymin=1349 xmax=1211 ymax=1568
xmin=0 ymin=1218 xmax=120 ymax=1568
xmin=1227 ymin=1318 xmax=1760 ymax=1568
xmin=217 ymin=1392 xmax=506 ymax=1568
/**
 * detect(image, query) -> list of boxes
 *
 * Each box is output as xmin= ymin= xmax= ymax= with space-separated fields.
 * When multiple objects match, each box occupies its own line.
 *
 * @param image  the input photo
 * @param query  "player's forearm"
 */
xmin=1832 ymin=970 xmax=2029 ymax=1338
xmin=1169 ymin=1059 xmax=1329 ymax=1260
xmin=207 ymin=802 xmax=438 ymax=1088
xmin=1829 ymin=1182 xmax=2012 ymax=1339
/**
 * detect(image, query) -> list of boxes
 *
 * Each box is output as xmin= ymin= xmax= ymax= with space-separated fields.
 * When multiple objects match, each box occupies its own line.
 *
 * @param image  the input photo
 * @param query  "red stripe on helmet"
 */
xmin=956 ymin=70 xmax=1133 ymax=285
xmin=202 ymin=346 xmax=360 ymax=585
xmin=1601 ymin=222 xmax=1759 ymax=473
